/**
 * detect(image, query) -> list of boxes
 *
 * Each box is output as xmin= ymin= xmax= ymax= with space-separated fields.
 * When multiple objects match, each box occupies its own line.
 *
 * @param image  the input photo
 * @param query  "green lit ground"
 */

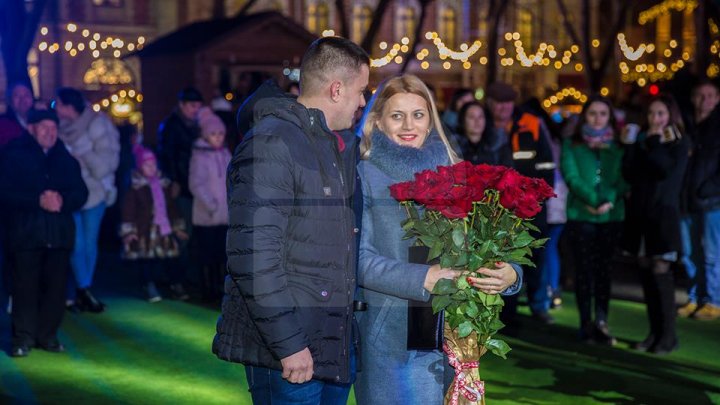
xmin=2 ymin=291 xmax=719 ymax=404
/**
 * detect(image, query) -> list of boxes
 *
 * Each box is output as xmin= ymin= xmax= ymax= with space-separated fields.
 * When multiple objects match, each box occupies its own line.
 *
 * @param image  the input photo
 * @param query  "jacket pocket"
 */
xmin=287 ymin=273 xmax=334 ymax=305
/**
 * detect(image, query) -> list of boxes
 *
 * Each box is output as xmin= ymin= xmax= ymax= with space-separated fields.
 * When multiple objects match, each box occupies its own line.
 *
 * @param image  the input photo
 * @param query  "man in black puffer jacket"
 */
xmin=213 ymin=37 xmax=369 ymax=403
xmin=0 ymin=109 xmax=88 ymax=357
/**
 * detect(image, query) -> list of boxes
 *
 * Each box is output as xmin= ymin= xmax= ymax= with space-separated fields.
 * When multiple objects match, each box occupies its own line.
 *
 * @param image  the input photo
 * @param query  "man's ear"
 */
xmin=330 ymin=80 xmax=342 ymax=103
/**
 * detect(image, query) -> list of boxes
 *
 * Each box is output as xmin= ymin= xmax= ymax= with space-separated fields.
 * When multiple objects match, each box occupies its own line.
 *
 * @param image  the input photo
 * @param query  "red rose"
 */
xmin=445 ymin=185 xmax=474 ymax=218
xmin=514 ymin=195 xmax=542 ymax=218
xmin=495 ymin=169 xmax=524 ymax=194
xmin=499 ymin=186 xmax=522 ymax=212
xmin=415 ymin=169 xmax=454 ymax=208
xmin=449 ymin=161 xmax=474 ymax=185
xmin=389 ymin=181 xmax=416 ymax=202
xmin=473 ymin=164 xmax=509 ymax=193
xmin=525 ymin=177 xmax=556 ymax=202
xmin=439 ymin=203 xmax=472 ymax=219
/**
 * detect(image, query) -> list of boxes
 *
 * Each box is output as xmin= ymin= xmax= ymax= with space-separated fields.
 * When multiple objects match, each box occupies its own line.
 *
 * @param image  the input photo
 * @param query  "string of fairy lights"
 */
xmin=366 ymin=0 xmax=706 ymax=88
xmin=708 ymin=19 xmax=720 ymax=78
xmin=35 ymin=22 xmax=145 ymax=115
xmin=37 ymin=23 xmax=145 ymax=60
xmin=32 ymin=0 xmax=713 ymax=115
xmin=638 ymin=0 xmax=697 ymax=25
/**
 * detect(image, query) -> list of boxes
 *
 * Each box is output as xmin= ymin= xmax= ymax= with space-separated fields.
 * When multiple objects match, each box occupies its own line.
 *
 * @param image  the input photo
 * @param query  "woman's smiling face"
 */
xmin=377 ymin=93 xmax=431 ymax=149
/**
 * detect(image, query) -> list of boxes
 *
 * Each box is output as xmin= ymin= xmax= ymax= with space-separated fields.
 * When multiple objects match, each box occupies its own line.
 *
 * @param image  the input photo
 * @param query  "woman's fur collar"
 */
xmin=368 ymin=128 xmax=450 ymax=181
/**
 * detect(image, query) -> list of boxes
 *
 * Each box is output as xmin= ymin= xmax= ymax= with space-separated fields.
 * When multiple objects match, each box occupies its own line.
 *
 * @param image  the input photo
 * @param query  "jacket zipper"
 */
xmin=309 ymin=116 xmax=352 ymax=383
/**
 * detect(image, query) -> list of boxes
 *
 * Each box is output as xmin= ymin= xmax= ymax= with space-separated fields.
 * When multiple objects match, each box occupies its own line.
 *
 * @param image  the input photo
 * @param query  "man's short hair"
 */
xmin=693 ymin=77 xmax=720 ymax=94
xmin=299 ymin=37 xmax=369 ymax=96
xmin=7 ymin=81 xmax=32 ymax=100
xmin=178 ymin=87 xmax=203 ymax=102
xmin=56 ymin=87 xmax=86 ymax=114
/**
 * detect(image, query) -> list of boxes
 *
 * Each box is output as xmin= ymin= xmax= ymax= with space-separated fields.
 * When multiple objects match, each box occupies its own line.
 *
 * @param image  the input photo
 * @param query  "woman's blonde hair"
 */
xmin=358 ymin=74 xmax=459 ymax=162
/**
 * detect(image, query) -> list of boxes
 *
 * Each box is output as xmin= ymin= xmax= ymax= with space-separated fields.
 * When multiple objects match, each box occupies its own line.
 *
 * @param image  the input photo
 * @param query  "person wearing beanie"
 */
xmin=120 ymin=146 xmax=189 ymax=302
xmin=155 ymin=87 xmax=203 ymax=296
xmin=189 ymin=107 xmax=231 ymax=302
xmin=0 ymin=108 xmax=88 ymax=357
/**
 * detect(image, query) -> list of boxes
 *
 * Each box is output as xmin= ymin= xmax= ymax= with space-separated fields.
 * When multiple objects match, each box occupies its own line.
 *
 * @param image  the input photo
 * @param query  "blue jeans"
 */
xmin=244 ymin=348 xmax=355 ymax=405
xmin=528 ymin=245 xmax=552 ymax=313
xmin=681 ymin=209 xmax=720 ymax=306
xmin=67 ymin=202 xmax=106 ymax=299
xmin=543 ymin=224 xmax=565 ymax=293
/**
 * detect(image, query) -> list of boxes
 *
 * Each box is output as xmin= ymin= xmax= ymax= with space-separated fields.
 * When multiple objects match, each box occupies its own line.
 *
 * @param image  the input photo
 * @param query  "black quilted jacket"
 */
xmin=212 ymin=97 xmax=357 ymax=383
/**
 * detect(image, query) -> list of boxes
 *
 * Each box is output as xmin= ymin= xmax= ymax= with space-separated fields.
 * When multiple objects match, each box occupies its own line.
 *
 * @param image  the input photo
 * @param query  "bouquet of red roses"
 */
xmin=390 ymin=161 xmax=555 ymax=405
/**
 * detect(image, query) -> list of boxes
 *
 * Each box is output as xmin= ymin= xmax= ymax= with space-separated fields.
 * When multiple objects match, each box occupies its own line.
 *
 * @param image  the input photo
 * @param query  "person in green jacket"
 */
xmin=561 ymin=95 xmax=627 ymax=345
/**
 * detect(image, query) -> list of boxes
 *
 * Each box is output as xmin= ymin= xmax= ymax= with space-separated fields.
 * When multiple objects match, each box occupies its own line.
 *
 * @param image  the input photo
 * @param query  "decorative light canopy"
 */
xmin=542 ymin=87 xmax=588 ymax=108
xmin=639 ymin=0 xmax=698 ymax=25
xmin=37 ymin=23 xmax=145 ymax=60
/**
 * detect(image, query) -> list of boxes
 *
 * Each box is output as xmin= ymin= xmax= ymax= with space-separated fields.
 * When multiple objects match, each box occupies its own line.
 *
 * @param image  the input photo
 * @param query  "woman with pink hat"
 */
xmin=189 ymin=107 xmax=231 ymax=302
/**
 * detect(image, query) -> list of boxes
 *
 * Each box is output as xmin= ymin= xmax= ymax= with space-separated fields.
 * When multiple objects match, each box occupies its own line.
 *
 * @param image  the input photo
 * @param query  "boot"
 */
xmin=169 ymin=283 xmax=189 ymax=301
xmin=76 ymin=288 xmax=106 ymax=313
xmin=632 ymin=266 xmax=661 ymax=352
xmin=594 ymin=320 xmax=617 ymax=346
xmin=650 ymin=271 xmax=678 ymax=355
xmin=579 ymin=321 xmax=595 ymax=344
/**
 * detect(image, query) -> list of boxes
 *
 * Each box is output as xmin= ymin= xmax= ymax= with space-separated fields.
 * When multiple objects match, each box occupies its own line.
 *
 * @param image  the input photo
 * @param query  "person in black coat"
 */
xmin=455 ymin=101 xmax=513 ymax=167
xmin=212 ymin=37 xmax=369 ymax=404
xmin=156 ymin=87 xmax=203 ymax=287
xmin=622 ymin=94 xmax=689 ymax=354
xmin=679 ymin=79 xmax=720 ymax=321
xmin=156 ymin=87 xmax=203 ymax=200
xmin=0 ymin=109 xmax=89 ymax=357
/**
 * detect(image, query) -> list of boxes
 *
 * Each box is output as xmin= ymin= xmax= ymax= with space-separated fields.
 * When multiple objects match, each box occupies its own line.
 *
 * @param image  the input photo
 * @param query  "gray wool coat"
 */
xmin=354 ymin=131 xmax=522 ymax=404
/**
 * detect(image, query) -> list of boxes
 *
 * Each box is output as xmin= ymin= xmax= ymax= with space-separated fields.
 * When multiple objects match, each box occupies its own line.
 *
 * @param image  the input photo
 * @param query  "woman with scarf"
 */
xmin=561 ymin=95 xmax=627 ymax=345
xmin=120 ymin=147 xmax=188 ymax=302
xmin=354 ymin=75 xmax=522 ymax=404
xmin=622 ymin=94 xmax=688 ymax=354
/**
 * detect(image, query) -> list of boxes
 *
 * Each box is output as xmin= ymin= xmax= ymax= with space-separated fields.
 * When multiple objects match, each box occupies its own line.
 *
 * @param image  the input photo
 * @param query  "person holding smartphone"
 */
xmin=622 ymin=94 xmax=689 ymax=354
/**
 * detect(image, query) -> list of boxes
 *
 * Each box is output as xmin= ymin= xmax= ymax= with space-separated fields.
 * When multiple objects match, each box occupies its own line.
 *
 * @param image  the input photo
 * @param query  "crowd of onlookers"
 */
xmin=0 ymin=73 xmax=718 ymax=360
xmin=0 ymin=83 xmax=233 ymax=357
xmin=443 ymin=78 xmax=720 ymax=356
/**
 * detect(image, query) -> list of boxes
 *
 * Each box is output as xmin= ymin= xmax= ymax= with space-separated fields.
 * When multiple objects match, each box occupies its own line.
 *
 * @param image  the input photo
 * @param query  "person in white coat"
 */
xmin=55 ymin=87 xmax=120 ymax=313
xmin=189 ymin=107 xmax=231 ymax=301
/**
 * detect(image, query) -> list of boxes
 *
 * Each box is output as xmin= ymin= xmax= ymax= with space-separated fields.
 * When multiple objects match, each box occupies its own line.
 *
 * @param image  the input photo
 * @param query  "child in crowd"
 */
xmin=120 ymin=146 xmax=189 ymax=302
xmin=189 ymin=107 xmax=231 ymax=302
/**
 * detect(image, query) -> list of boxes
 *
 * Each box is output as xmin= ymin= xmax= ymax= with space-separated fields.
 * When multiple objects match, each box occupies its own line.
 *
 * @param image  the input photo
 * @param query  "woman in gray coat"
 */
xmin=355 ymin=75 xmax=522 ymax=404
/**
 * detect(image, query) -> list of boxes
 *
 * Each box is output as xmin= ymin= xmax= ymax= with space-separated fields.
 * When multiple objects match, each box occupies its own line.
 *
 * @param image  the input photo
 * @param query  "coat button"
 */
xmin=353 ymin=228 xmax=359 ymax=234
xmin=321 ymin=290 xmax=328 ymax=297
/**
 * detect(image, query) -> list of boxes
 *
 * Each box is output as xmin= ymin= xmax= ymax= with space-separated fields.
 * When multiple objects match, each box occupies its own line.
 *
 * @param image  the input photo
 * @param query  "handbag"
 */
xmin=406 ymin=245 xmax=444 ymax=351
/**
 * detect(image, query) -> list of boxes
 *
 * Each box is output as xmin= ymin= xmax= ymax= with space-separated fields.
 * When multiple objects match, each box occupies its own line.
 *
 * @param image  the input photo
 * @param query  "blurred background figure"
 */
xmin=441 ymin=87 xmax=475 ymax=134
xmin=55 ymin=87 xmax=120 ymax=314
xmin=0 ymin=109 xmax=88 ymax=357
xmin=561 ymin=95 xmax=626 ymax=345
xmin=120 ymin=147 xmax=188 ymax=302
xmin=679 ymin=79 xmax=720 ymax=321
xmin=156 ymin=87 xmax=203 ymax=295
xmin=0 ymin=81 xmax=34 ymax=147
xmin=622 ymin=94 xmax=688 ymax=355
xmin=189 ymin=108 xmax=231 ymax=303
xmin=455 ymin=100 xmax=512 ymax=166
